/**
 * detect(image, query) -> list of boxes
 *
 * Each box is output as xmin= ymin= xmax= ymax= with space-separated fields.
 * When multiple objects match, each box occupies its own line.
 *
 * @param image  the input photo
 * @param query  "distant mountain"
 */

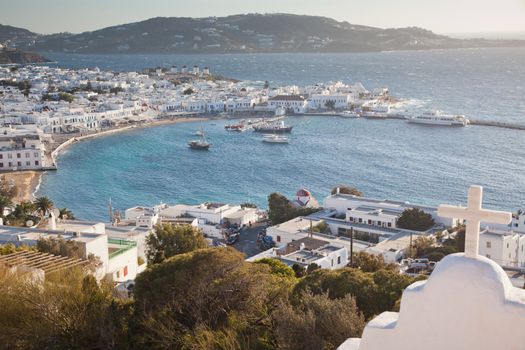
xmin=0 ymin=47 xmax=50 ymax=64
xmin=2 ymin=14 xmax=525 ymax=54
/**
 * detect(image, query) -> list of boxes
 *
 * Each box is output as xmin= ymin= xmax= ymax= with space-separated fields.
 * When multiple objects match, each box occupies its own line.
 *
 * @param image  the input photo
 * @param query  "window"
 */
xmin=34 ymin=152 xmax=38 ymax=157
xmin=276 ymin=235 xmax=281 ymax=243
xmin=337 ymin=256 xmax=341 ymax=265
xmin=7 ymin=154 xmax=12 ymax=159
xmin=17 ymin=162 xmax=21 ymax=167
xmin=25 ymin=161 xmax=30 ymax=166
xmin=0 ymin=154 xmax=2 ymax=159
xmin=486 ymin=254 xmax=491 ymax=259
xmin=507 ymin=243 xmax=510 ymax=248
xmin=331 ymin=259 xmax=334 ymax=267
xmin=0 ymin=163 xmax=2 ymax=168
xmin=25 ymin=153 xmax=30 ymax=158
xmin=8 ymin=162 xmax=12 ymax=167
xmin=368 ymin=219 xmax=372 ymax=225
xmin=387 ymin=222 xmax=392 ymax=228
xmin=377 ymin=221 xmax=382 ymax=226
xmin=123 ymin=266 xmax=128 ymax=277
xmin=16 ymin=153 xmax=21 ymax=159
xmin=486 ymin=241 xmax=491 ymax=248
xmin=35 ymin=161 xmax=39 ymax=166
xmin=358 ymin=218 xmax=363 ymax=223
xmin=349 ymin=216 xmax=354 ymax=222
xmin=116 ymin=271 xmax=120 ymax=278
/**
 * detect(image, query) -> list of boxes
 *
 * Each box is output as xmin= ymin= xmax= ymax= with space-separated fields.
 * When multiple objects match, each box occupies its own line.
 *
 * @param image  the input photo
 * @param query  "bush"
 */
xmin=397 ymin=208 xmax=435 ymax=231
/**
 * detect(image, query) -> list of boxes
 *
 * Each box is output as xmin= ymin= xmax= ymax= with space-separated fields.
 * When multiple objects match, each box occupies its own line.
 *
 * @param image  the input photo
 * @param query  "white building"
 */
xmin=0 ymin=129 xmax=48 ymax=170
xmin=0 ymin=224 xmax=140 ymax=282
xmin=248 ymin=236 xmax=348 ymax=270
xmin=307 ymin=93 xmax=352 ymax=110
xmin=479 ymin=228 xmax=525 ymax=268
xmin=267 ymin=95 xmax=308 ymax=113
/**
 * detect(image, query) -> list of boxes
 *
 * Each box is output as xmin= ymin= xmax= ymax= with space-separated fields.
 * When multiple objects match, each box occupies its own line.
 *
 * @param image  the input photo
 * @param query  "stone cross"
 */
xmin=438 ymin=185 xmax=512 ymax=258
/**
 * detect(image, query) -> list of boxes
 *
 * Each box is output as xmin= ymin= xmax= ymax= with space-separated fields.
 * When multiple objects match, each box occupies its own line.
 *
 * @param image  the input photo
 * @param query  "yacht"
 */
xmin=188 ymin=128 xmax=211 ymax=150
xmin=408 ymin=111 xmax=470 ymax=126
xmin=262 ymin=134 xmax=289 ymax=144
xmin=254 ymin=121 xmax=293 ymax=133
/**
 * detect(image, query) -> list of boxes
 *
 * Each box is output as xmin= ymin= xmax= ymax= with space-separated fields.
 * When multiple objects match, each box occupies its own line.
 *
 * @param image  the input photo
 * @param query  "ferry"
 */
xmin=225 ymin=120 xmax=251 ymax=132
xmin=253 ymin=121 xmax=293 ymax=133
xmin=262 ymin=134 xmax=289 ymax=144
xmin=408 ymin=111 xmax=470 ymax=126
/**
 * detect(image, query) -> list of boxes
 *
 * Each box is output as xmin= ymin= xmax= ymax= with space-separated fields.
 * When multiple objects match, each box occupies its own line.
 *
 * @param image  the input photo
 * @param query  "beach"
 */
xmin=1 ymin=170 xmax=42 ymax=203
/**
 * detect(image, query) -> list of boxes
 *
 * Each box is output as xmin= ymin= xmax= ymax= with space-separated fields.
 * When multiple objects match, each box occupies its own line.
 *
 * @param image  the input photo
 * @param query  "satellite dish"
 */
xmin=26 ymin=220 xmax=34 ymax=227
xmin=52 ymin=208 xmax=61 ymax=218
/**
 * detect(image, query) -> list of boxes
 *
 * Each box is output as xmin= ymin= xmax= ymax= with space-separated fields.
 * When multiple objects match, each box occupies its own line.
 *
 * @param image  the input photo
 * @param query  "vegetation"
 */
xmin=183 ymin=87 xmax=195 ymax=95
xmin=311 ymin=221 xmax=330 ymax=234
xmin=331 ymin=185 xmax=363 ymax=197
xmin=0 ymin=242 xmax=421 ymax=349
xmin=0 ymin=243 xmax=34 ymax=255
xmin=34 ymin=196 xmax=54 ymax=217
xmin=409 ymin=227 xmax=465 ymax=261
xmin=58 ymin=207 xmax=75 ymax=220
xmin=145 ymin=223 xmax=208 ymax=264
xmin=349 ymin=251 xmax=399 ymax=272
xmin=240 ymin=202 xmax=257 ymax=209
xmin=41 ymin=92 xmax=75 ymax=103
xmin=267 ymin=192 xmax=320 ymax=225
xmin=324 ymin=99 xmax=336 ymax=110
xmin=0 ymin=176 xmax=16 ymax=218
xmin=397 ymin=208 xmax=435 ymax=231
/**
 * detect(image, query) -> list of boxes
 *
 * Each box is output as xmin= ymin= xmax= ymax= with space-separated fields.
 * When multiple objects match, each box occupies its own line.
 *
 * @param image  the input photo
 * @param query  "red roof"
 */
xmin=296 ymin=188 xmax=311 ymax=197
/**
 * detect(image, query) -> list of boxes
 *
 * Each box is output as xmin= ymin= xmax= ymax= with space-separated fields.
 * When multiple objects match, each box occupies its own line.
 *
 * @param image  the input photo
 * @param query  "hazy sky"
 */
xmin=2 ymin=0 xmax=525 ymax=35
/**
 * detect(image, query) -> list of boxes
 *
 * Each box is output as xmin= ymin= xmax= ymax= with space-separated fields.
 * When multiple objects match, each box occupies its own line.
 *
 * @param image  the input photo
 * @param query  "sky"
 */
xmin=2 ymin=0 xmax=525 ymax=35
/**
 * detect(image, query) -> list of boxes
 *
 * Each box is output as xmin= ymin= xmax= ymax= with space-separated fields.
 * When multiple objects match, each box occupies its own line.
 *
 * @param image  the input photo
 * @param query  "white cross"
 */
xmin=438 ymin=185 xmax=512 ymax=258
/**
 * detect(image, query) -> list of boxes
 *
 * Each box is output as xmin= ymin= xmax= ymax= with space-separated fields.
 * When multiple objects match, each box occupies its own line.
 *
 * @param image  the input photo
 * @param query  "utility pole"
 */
xmin=409 ymin=232 xmax=413 ymax=258
xmin=350 ymin=227 xmax=354 ymax=266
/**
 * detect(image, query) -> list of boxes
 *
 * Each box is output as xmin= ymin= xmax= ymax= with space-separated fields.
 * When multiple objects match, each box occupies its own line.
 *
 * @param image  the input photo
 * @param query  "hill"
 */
xmin=2 ymin=14 xmax=525 ymax=54
xmin=0 ymin=47 xmax=50 ymax=64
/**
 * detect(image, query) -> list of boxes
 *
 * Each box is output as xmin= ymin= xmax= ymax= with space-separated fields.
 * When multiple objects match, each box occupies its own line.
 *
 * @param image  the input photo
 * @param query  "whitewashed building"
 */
xmin=267 ymin=95 xmax=308 ymax=113
xmin=0 ymin=129 xmax=47 ymax=170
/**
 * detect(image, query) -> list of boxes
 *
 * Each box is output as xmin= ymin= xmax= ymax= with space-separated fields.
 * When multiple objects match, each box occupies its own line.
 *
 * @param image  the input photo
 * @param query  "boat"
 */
xmin=194 ymin=130 xmax=204 ymax=136
xmin=341 ymin=110 xmax=361 ymax=118
xmin=262 ymin=134 xmax=289 ymax=144
xmin=253 ymin=121 xmax=293 ymax=133
xmin=225 ymin=120 xmax=251 ymax=132
xmin=361 ymin=104 xmax=390 ymax=119
xmin=188 ymin=128 xmax=211 ymax=150
xmin=408 ymin=111 xmax=470 ymax=126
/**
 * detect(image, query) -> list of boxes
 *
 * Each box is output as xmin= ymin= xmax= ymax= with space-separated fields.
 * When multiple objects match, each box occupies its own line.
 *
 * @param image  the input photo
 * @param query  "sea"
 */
xmin=36 ymin=48 xmax=525 ymax=221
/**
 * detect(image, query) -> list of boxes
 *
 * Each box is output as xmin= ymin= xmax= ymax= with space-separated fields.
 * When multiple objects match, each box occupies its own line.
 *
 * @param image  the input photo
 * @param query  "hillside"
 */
xmin=0 ymin=47 xmax=50 ymax=64
xmin=2 ymin=14 xmax=525 ymax=54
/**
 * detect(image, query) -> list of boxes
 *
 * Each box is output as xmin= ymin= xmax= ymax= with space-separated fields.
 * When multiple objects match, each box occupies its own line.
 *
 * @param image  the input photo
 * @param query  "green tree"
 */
xmin=349 ymin=251 xmax=398 ymax=272
xmin=324 ymin=100 xmax=336 ymax=110
xmin=273 ymin=292 xmax=365 ymax=350
xmin=254 ymin=258 xmax=296 ymax=279
xmin=145 ymin=223 xmax=208 ymax=264
xmin=183 ymin=87 xmax=195 ymax=95
xmin=58 ymin=208 xmax=75 ymax=220
xmin=267 ymin=192 xmax=319 ymax=225
xmin=397 ymin=208 xmax=435 ymax=231
xmin=306 ymin=263 xmax=320 ymax=275
xmin=0 ymin=196 xmax=13 ymax=218
xmin=292 ymin=263 xmax=306 ymax=278
xmin=134 ymin=247 xmax=290 ymax=349
xmin=35 ymin=196 xmax=54 ymax=217
xmin=331 ymin=185 xmax=363 ymax=197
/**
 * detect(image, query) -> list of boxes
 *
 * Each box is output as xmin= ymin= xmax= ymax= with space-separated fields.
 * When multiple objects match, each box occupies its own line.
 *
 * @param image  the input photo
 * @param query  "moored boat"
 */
xmin=188 ymin=128 xmax=211 ymax=150
xmin=253 ymin=121 xmax=293 ymax=133
xmin=408 ymin=110 xmax=469 ymax=126
xmin=262 ymin=134 xmax=290 ymax=144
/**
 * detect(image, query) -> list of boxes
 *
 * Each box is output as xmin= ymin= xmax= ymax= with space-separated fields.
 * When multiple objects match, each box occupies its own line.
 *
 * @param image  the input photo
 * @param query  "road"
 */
xmin=232 ymin=221 xmax=268 ymax=258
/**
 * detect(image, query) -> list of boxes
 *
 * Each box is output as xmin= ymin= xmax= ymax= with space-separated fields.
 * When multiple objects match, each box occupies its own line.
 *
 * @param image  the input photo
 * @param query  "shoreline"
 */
xmin=9 ymin=116 xmax=212 ymax=204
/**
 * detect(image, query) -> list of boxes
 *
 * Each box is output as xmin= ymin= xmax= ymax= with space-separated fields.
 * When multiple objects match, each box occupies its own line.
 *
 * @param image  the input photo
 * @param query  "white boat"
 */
xmin=194 ymin=130 xmax=204 ymax=136
xmin=361 ymin=104 xmax=391 ymax=119
xmin=262 ymin=134 xmax=289 ymax=144
xmin=341 ymin=110 xmax=361 ymax=118
xmin=408 ymin=111 xmax=470 ymax=126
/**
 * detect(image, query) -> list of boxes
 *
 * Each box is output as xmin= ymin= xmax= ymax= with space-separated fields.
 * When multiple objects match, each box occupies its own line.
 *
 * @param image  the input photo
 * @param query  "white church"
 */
xmin=337 ymin=185 xmax=525 ymax=350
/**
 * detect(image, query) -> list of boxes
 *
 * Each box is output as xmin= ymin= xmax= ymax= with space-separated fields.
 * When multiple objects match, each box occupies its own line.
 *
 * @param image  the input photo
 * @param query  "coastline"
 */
xmin=9 ymin=116 xmax=211 ymax=204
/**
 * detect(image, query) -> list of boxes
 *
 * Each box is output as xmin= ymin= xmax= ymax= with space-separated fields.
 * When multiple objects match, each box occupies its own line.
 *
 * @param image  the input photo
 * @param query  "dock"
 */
xmin=469 ymin=119 xmax=525 ymax=131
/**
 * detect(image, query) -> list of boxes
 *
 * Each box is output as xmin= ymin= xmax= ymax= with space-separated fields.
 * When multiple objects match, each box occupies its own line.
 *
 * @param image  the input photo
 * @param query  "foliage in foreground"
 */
xmin=0 ymin=245 xmax=419 ymax=350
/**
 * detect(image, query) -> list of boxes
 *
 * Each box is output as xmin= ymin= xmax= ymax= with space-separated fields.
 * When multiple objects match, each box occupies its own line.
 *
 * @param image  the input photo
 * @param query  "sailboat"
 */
xmin=188 ymin=127 xmax=211 ymax=150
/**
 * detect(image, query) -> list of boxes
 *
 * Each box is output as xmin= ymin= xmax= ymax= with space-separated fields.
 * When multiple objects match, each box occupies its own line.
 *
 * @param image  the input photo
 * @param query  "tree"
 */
xmin=292 ymin=263 xmax=306 ymax=278
xmin=37 ymin=236 xmax=83 ymax=259
xmin=263 ymin=80 xmax=270 ymax=89
xmin=324 ymin=99 xmax=336 ymax=110
xmin=0 ymin=196 xmax=13 ymax=218
xmin=35 ymin=196 xmax=54 ymax=217
xmin=397 ymin=208 xmax=435 ymax=231
xmin=267 ymin=192 xmax=319 ymax=225
xmin=411 ymin=236 xmax=436 ymax=258
xmin=331 ymin=185 xmax=363 ymax=197
xmin=0 ymin=176 xmax=17 ymax=200
xmin=306 ymin=263 xmax=320 ymax=274
xmin=145 ymin=223 xmax=208 ymax=264
xmin=58 ymin=208 xmax=75 ymax=220
xmin=273 ymin=292 xmax=365 ymax=350
xmin=0 ymin=267 xmax=131 ymax=349
xmin=183 ymin=87 xmax=194 ymax=95
xmin=254 ymin=258 xmax=296 ymax=279
xmin=349 ymin=251 xmax=398 ymax=272
xmin=134 ymin=248 xmax=290 ymax=349
xmin=240 ymin=202 xmax=257 ymax=209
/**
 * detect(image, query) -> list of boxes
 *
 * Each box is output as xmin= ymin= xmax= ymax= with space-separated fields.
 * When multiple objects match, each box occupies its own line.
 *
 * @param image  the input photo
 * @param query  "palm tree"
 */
xmin=0 ymin=196 xmax=13 ymax=217
xmin=35 ymin=196 xmax=54 ymax=217
xmin=58 ymin=208 xmax=75 ymax=220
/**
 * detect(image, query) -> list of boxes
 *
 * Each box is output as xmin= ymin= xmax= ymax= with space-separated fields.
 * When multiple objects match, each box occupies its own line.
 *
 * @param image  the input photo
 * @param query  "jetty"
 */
xmin=469 ymin=119 xmax=525 ymax=131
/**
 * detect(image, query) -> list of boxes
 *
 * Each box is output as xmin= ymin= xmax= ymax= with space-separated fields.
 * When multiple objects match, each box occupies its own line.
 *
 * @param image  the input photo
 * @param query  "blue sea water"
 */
xmin=37 ymin=48 xmax=525 ymax=221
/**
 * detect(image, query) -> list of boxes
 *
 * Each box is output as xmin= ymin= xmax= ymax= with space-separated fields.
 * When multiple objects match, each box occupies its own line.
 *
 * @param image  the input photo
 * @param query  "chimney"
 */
xmin=300 ymin=242 xmax=306 ymax=251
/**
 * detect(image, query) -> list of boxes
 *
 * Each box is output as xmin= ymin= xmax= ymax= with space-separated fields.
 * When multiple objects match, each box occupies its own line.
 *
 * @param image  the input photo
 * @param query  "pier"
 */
xmin=469 ymin=119 xmax=525 ymax=131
